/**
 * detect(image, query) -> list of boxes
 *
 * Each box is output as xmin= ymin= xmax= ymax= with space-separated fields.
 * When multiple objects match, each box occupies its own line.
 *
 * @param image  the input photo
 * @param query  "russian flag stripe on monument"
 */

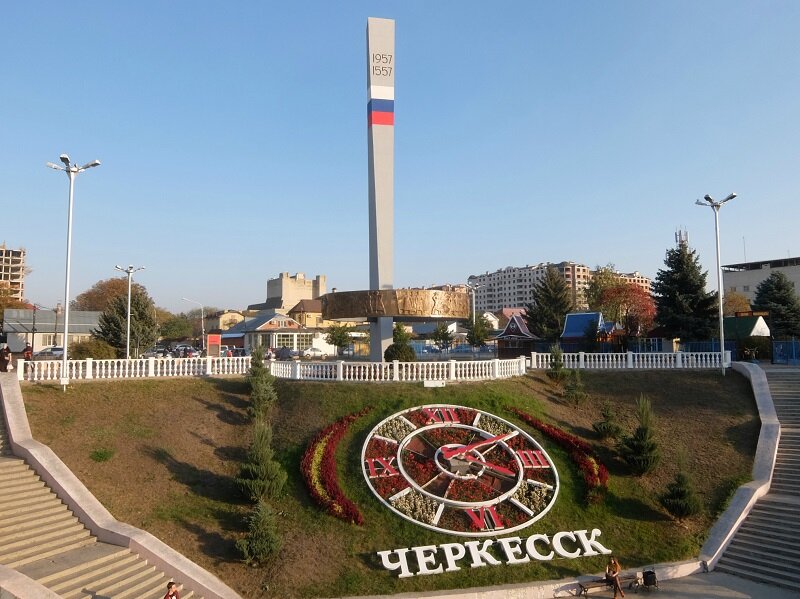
xmin=368 ymin=98 xmax=394 ymax=127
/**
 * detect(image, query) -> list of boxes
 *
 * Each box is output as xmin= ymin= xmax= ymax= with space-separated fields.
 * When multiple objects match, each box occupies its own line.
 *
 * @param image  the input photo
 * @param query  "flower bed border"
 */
xmin=509 ymin=407 xmax=609 ymax=502
xmin=301 ymin=407 xmax=372 ymax=524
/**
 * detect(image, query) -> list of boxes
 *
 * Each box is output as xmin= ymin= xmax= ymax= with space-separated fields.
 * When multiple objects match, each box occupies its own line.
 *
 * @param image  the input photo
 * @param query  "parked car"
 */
xmin=302 ymin=347 xmax=328 ymax=359
xmin=32 ymin=346 xmax=64 ymax=360
xmin=141 ymin=346 xmax=169 ymax=358
xmin=173 ymin=344 xmax=199 ymax=358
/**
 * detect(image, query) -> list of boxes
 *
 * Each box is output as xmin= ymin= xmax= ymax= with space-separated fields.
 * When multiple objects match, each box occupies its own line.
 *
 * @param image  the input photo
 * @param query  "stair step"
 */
xmin=0 ymin=526 xmax=92 ymax=561
xmin=0 ymin=492 xmax=61 ymax=515
xmin=65 ymin=562 xmax=158 ymax=599
xmin=724 ymin=545 xmax=800 ymax=571
xmin=0 ymin=514 xmax=79 ymax=544
xmin=716 ymin=554 xmax=800 ymax=589
xmin=738 ymin=516 xmax=800 ymax=536
xmin=0 ymin=485 xmax=51 ymax=506
xmin=52 ymin=554 xmax=144 ymax=595
xmin=0 ymin=502 xmax=71 ymax=530
xmin=0 ymin=477 xmax=45 ymax=496
xmin=3 ymin=534 xmax=96 ymax=569
xmin=734 ymin=530 xmax=800 ymax=554
xmin=18 ymin=542 xmax=131 ymax=584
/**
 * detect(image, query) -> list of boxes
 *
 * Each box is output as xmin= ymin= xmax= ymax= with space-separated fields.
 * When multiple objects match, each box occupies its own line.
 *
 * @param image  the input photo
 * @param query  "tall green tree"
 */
xmin=431 ymin=322 xmax=453 ymax=350
xmin=393 ymin=322 xmax=412 ymax=345
xmin=93 ymin=288 xmax=158 ymax=356
xmin=752 ymin=272 xmax=800 ymax=337
xmin=465 ymin=314 xmax=490 ymax=347
xmin=325 ymin=323 xmax=353 ymax=355
xmin=159 ymin=314 xmax=193 ymax=340
xmin=585 ymin=264 xmax=622 ymax=311
xmin=652 ymin=243 xmax=717 ymax=340
xmin=524 ymin=266 xmax=573 ymax=341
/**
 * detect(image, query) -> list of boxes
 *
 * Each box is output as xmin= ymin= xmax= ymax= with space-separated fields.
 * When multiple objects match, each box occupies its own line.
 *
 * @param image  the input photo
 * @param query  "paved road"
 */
xmin=632 ymin=571 xmax=799 ymax=598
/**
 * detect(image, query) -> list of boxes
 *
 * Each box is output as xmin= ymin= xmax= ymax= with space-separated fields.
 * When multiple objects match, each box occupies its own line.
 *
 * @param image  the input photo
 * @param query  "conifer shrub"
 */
xmin=618 ymin=394 xmax=660 ymax=475
xmin=546 ymin=344 xmax=567 ymax=383
xmin=384 ymin=343 xmax=416 ymax=362
xmin=592 ymin=401 xmax=622 ymax=439
xmin=247 ymin=345 xmax=278 ymax=419
xmin=660 ymin=471 xmax=701 ymax=520
xmin=563 ymin=369 xmax=588 ymax=406
xmin=237 ymin=417 xmax=287 ymax=502
xmin=236 ymin=500 xmax=281 ymax=564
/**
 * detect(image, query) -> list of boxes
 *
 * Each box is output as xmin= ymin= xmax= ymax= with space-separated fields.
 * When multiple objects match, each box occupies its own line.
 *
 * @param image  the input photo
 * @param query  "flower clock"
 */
xmin=362 ymin=404 xmax=559 ymax=537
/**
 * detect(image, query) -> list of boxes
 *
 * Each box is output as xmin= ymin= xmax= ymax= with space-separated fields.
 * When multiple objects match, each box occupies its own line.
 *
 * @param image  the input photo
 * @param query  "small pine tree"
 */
xmin=237 ymin=418 xmax=287 ymax=502
xmin=236 ymin=500 xmax=281 ymax=564
xmin=618 ymin=395 xmax=660 ymax=475
xmin=592 ymin=402 xmax=622 ymax=439
xmin=248 ymin=345 xmax=278 ymax=419
xmin=660 ymin=471 xmax=701 ymax=521
xmin=564 ymin=369 xmax=588 ymax=406
xmin=546 ymin=344 xmax=567 ymax=383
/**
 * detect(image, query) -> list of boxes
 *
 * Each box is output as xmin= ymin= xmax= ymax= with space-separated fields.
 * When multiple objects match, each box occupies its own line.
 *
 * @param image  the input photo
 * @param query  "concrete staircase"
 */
xmin=0 ymin=411 xmax=197 ymax=598
xmin=715 ymin=366 xmax=800 ymax=590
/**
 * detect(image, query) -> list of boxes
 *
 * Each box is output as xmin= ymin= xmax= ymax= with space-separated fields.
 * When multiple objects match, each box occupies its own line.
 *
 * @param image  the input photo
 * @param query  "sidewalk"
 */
xmin=629 ymin=571 xmax=798 ymax=598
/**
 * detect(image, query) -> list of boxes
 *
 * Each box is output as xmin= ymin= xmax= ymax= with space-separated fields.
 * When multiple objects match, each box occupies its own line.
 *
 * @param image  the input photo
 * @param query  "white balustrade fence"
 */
xmin=16 ymin=351 xmax=729 ymax=385
xmin=17 ymin=356 xmax=528 ymax=384
xmin=529 ymin=350 xmax=732 ymax=370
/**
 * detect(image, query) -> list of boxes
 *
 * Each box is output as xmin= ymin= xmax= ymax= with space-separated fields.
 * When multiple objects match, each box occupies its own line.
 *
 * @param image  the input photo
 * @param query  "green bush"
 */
xmin=90 ymin=448 xmax=115 ymax=462
xmin=70 ymin=338 xmax=117 ymax=360
xmin=237 ymin=418 xmax=287 ymax=502
xmin=563 ymin=369 xmax=588 ymax=406
xmin=546 ymin=344 xmax=567 ymax=383
xmin=618 ymin=395 xmax=660 ymax=475
xmin=236 ymin=500 xmax=281 ymax=564
xmin=592 ymin=402 xmax=622 ymax=439
xmin=384 ymin=343 xmax=416 ymax=362
xmin=660 ymin=471 xmax=701 ymax=520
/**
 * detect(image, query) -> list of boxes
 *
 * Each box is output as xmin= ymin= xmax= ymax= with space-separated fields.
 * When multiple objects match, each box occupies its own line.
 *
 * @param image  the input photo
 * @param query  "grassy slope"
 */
xmin=21 ymin=370 xmax=758 ymax=598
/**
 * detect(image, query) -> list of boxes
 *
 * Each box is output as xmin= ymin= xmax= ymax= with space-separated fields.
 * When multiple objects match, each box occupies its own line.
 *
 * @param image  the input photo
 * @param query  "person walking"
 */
xmin=605 ymin=556 xmax=625 ymax=598
xmin=163 ymin=581 xmax=180 ymax=599
xmin=0 ymin=345 xmax=11 ymax=372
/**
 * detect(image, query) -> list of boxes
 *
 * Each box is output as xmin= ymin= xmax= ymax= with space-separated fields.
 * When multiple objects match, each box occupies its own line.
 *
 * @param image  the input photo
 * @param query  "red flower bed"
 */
xmin=509 ymin=408 xmax=609 ymax=503
xmin=301 ymin=407 xmax=372 ymax=524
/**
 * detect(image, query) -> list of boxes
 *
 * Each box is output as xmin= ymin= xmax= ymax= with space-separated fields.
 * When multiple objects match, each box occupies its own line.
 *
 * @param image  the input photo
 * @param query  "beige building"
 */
xmin=467 ymin=262 xmax=652 ymax=313
xmin=206 ymin=310 xmax=245 ymax=331
xmin=248 ymin=272 xmax=327 ymax=313
xmin=0 ymin=244 xmax=26 ymax=301
xmin=468 ymin=261 xmax=592 ymax=312
xmin=722 ymin=257 xmax=800 ymax=303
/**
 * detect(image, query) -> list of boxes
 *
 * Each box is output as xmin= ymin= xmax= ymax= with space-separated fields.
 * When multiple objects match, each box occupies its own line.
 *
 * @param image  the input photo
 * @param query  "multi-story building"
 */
xmin=0 ymin=244 xmax=26 ymax=301
xmin=467 ymin=263 xmax=652 ymax=313
xmin=722 ymin=256 xmax=800 ymax=303
xmin=617 ymin=271 xmax=652 ymax=295
xmin=248 ymin=272 xmax=327 ymax=313
xmin=468 ymin=261 xmax=592 ymax=313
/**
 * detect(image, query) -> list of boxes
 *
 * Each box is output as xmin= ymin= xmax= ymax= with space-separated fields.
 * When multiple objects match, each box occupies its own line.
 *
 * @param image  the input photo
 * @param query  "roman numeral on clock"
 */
xmin=516 ymin=449 xmax=549 ymax=469
xmin=464 ymin=505 xmax=504 ymax=531
xmin=420 ymin=407 xmax=460 ymax=424
xmin=364 ymin=456 xmax=399 ymax=478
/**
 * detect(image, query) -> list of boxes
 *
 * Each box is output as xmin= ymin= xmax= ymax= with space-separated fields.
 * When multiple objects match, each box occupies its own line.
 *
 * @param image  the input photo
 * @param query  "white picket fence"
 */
xmin=16 ymin=350 xmax=730 ymax=385
xmin=528 ymin=350 xmax=732 ymax=370
xmin=17 ymin=356 xmax=529 ymax=384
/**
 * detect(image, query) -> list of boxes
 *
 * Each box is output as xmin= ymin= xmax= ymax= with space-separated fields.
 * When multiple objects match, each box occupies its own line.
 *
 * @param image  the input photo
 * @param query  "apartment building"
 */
xmin=468 ymin=261 xmax=592 ymax=313
xmin=467 ymin=263 xmax=652 ymax=313
xmin=0 ymin=244 xmax=26 ymax=301
xmin=722 ymin=256 xmax=800 ymax=303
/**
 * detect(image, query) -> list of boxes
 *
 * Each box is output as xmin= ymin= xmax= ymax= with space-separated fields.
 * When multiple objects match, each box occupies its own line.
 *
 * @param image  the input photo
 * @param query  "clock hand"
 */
xmin=460 ymin=454 xmax=516 ymax=477
xmin=440 ymin=431 xmax=516 ymax=460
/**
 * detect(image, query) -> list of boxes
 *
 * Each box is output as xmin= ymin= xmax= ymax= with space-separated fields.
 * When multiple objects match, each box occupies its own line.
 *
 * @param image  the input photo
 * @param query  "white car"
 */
xmin=301 ymin=347 xmax=328 ymax=359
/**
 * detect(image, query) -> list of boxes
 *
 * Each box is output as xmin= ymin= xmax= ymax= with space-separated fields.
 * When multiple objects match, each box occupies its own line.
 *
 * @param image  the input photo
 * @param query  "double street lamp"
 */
xmin=115 ymin=265 xmax=145 ymax=359
xmin=695 ymin=192 xmax=737 ymax=376
xmin=47 ymin=154 xmax=101 ymax=386
xmin=182 ymin=297 xmax=206 ymax=350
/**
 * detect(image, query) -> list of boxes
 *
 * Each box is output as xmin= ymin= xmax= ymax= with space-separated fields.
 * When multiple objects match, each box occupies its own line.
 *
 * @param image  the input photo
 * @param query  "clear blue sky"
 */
xmin=3 ymin=2 xmax=799 ymax=313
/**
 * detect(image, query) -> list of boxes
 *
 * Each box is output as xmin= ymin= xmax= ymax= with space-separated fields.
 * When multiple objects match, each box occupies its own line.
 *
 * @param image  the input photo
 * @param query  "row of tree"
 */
xmin=521 ymin=242 xmax=800 ymax=343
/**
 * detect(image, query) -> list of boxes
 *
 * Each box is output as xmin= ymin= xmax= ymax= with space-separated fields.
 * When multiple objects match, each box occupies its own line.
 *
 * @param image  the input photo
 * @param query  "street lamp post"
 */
xmin=695 ymin=192 xmax=737 ymax=376
xmin=47 ymin=154 xmax=101 ymax=386
xmin=182 ymin=297 xmax=206 ymax=350
xmin=115 ymin=265 xmax=145 ymax=359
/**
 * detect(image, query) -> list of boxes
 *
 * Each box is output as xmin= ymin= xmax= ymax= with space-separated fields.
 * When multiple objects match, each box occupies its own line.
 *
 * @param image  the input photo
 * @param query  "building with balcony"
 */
xmin=722 ymin=256 xmax=800 ymax=303
xmin=0 ymin=244 xmax=26 ymax=301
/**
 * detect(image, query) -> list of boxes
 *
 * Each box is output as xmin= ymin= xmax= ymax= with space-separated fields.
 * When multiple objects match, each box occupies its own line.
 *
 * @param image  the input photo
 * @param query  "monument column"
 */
xmin=367 ymin=17 xmax=395 ymax=361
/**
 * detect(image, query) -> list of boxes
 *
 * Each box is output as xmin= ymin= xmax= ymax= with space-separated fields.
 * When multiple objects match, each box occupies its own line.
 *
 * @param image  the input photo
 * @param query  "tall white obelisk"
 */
xmin=367 ymin=17 xmax=395 ymax=361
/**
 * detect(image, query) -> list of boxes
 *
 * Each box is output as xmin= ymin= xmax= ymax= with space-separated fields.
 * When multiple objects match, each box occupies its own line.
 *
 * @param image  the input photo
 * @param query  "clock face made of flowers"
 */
xmin=361 ymin=404 xmax=559 ymax=537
